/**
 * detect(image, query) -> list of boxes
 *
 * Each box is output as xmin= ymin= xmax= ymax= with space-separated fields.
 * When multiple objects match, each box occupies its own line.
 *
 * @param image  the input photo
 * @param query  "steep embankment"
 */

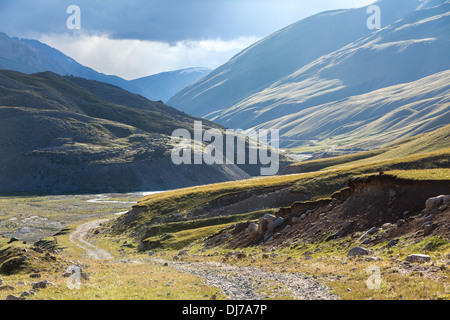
xmin=0 ymin=70 xmax=248 ymax=194
xmin=205 ymin=174 xmax=450 ymax=249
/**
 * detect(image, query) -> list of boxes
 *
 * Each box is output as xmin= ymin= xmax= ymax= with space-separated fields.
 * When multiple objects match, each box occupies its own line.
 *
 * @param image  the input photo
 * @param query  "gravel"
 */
xmin=151 ymin=258 xmax=337 ymax=300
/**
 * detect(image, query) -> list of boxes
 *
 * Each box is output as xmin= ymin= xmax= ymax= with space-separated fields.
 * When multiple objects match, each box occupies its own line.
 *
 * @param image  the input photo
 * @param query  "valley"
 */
xmin=0 ymin=124 xmax=449 ymax=300
xmin=0 ymin=0 xmax=449 ymax=303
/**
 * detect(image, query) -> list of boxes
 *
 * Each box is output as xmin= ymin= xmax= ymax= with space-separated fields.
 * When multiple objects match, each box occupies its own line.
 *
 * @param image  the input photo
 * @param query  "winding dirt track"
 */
xmin=69 ymin=219 xmax=114 ymax=260
xmin=69 ymin=218 xmax=336 ymax=300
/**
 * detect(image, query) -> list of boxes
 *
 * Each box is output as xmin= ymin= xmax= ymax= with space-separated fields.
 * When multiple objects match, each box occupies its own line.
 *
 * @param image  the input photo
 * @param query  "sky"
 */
xmin=0 ymin=0 xmax=374 ymax=79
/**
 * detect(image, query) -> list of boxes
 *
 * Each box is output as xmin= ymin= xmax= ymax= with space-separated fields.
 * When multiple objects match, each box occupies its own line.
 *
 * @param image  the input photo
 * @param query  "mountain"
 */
xmin=0 ymin=32 xmax=210 ymax=102
xmin=126 ymin=67 xmax=211 ymax=102
xmin=0 ymin=69 xmax=248 ymax=195
xmin=168 ymin=0 xmax=450 ymax=150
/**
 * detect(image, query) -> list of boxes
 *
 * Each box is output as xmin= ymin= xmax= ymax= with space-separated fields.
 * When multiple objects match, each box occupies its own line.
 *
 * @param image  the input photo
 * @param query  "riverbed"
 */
xmin=0 ymin=191 xmax=163 ymax=243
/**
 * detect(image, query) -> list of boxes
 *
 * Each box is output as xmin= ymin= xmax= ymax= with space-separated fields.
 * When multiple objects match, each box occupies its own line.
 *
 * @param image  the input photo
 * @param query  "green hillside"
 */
xmin=284 ymin=123 xmax=450 ymax=174
xmin=0 ymin=70 xmax=249 ymax=194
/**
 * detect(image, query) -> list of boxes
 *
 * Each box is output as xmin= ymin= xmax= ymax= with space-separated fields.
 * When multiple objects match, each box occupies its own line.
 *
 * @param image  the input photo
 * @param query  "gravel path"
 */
xmin=69 ymin=219 xmax=114 ymax=260
xmin=70 ymin=218 xmax=337 ymax=300
xmin=151 ymin=258 xmax=337 ymax=300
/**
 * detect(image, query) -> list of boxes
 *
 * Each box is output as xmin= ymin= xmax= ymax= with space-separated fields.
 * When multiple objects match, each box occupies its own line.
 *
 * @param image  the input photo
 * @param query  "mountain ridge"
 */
xmin=0 ymin=32 xmax=211 ymax=102
xmin=168 ymin=0 xmax=449 ymax=152
xmin=0 ymin=69 xmax=248 ymax=195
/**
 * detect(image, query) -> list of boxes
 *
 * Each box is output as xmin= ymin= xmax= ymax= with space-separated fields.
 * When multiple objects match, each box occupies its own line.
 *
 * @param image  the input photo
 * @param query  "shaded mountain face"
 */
xmin=0 ymin=32 xmax=210 ymax=102
xmin=127 ymin=68 xmax=212 ymax=103
xmin=0 ymin=70 xmax=249 ymax=195
xmin=168 ymin=0 xmax=450 ymax=150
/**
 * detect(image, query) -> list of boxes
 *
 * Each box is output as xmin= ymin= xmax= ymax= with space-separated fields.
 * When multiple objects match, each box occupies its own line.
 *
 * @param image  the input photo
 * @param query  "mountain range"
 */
xmin=0 ymin=69 xmax=248 ymax=194
xmin=0 ymin=32 xmax=211 ymax=103
xmin=168 ymin=0 xmax=450 ymax=151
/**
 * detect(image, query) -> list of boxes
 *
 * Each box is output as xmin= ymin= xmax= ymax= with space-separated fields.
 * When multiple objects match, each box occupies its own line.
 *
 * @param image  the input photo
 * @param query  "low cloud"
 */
xmin=39 ymin=33 xmax=260 ymax=79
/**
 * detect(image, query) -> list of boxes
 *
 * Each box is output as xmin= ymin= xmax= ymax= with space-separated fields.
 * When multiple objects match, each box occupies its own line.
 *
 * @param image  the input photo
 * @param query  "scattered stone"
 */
xmin=406 ymin=254 xmax=431 ymax=264
xmin=7 ymin=237 xmax=20 ymax=244
xmin=236 ymin=253 xmax=247 ymax=260
xmin=31 ymin=280 xmax=54 ymax=290
xmin=423 ymin=224 xmax=435 ymax=236
xmin=438 ymin=205 xmax=448 ymax=211
xmin=291 ymin=217 xmax=302 ymax=225
xmin=347 ymin=247 xmax=370 ymax=258
xmin=29 ymin=273 xmax=41 ymax=279
xmin=32 ymin=247 xmax=44 ymax=254
xmin=6 ymin=295 xmax=25 ymax=301
xmin=148 ymin=251 xmax=155 ymax=257
xmin=364 ymin=256 xmax=381 ymax=262
xmin=387 ymin=239 xmax=399 ymax=249
xmin=0 ymin=285 xmax=16 ymax=291
xmin=396 ymin=219 xmax=405 ymax=227
xmin=424 ymin=214 xmax=434 ymax=222
xmin=20 ymin=291 xmax=36 ymax=298
xmin=0 ymin=279 xmax=3 ymax=285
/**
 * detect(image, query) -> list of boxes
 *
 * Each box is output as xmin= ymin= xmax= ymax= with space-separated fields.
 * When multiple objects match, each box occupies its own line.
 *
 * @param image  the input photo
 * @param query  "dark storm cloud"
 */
xmin=0 ymin=0 xmax=311 ymax=41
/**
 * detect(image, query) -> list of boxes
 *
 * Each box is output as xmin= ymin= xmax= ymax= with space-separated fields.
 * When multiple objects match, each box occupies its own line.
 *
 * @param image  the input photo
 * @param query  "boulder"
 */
xmin=347 ymin=247 xmax=370 ymax=258
xmin=267 ymin=217 xmax=285 ymax=234
xmin=406 ymin=254 xmax=431 ymax=264
xmin=425 ymin=197 xmax=443 ymax=211
xmin=258 ymin=217 xmax=268 ymax=235
xmin=387 ymin=239 xmax=399 ymax=249
xmin=263 ymin=214 xmax=277 ymax=223
xmin=246 ymin=223 xmax=259 ymax=237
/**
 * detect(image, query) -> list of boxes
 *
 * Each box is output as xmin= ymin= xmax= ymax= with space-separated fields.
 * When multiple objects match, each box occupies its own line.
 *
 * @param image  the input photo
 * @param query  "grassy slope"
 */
xmin=0 ymin=69 xmax=216 ymax=135
xmin=113 ymin=123 xmax=450 ymax=253
xmin=121 ymin=152 xmax=449 ymax=251
xmin=285 ymin=123 xmax=450 ymax=173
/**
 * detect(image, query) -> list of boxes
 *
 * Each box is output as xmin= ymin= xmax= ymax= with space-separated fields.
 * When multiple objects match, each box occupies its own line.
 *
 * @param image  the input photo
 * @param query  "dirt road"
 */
xmin=69 ymin=218 xmax=336 ymax=300
xmin=69 ymin=219 xmax=114 ymax=260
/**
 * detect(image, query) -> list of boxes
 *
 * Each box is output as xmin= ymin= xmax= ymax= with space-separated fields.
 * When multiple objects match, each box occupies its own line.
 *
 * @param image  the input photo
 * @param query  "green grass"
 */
xmin=129 ymin=149 xmax=449 ymax=229
xmin=287 ymin=124 xmax=450 ymax=173
xmin=141 ymin=209 xmax=277 ymax=250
